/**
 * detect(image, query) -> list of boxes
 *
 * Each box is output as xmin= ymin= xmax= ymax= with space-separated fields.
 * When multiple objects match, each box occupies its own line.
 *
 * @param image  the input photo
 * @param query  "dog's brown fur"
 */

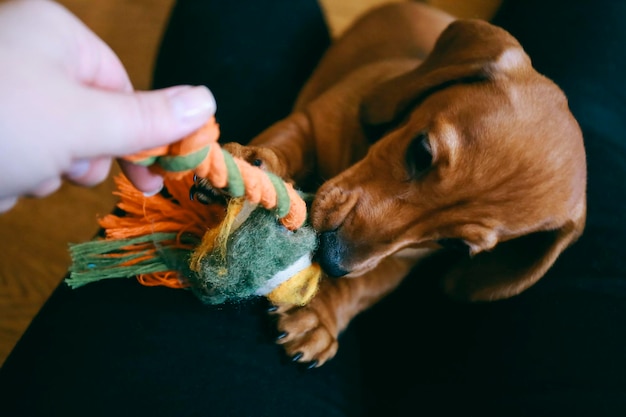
xmin=222 ymin=2 xmax=586 ymax=366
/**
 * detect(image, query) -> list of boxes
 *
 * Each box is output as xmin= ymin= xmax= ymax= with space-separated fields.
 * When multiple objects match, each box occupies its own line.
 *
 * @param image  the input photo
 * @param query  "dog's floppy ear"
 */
xmin=442 ymin=210 xmax=586 ymax=301
xmin=360 ymin=19 xmax=527 ymax=129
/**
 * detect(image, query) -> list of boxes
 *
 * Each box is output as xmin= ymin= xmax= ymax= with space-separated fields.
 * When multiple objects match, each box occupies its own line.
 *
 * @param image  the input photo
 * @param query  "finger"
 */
xmin=73 ymin=22 xmax=134 ymax=93
xmin=64 ymin=157 xmax=112 ymax=187
xmin=73 ymin=85 xmax=216 ymax=157
xmin=28 ymin=177 xmax=62 ymax=198
xmin=117 ymin=159 xmax=164 ymax=196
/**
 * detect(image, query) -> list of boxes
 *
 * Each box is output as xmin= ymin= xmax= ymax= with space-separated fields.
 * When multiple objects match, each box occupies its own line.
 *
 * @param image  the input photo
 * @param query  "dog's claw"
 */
xmin=306 ymin=361 xmax=318 ymax=370
xmin=291 ymin=352 xmax=303 ymax=362
xmin=275 ymin=331 xmax=288 ymax=341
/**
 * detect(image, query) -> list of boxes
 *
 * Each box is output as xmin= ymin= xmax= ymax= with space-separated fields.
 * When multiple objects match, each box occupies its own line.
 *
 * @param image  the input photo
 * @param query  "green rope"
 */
xmin=215 ymin=148 xmax=293 ymax=222
xmin=66 ymin=232 xmax=195 ymax=288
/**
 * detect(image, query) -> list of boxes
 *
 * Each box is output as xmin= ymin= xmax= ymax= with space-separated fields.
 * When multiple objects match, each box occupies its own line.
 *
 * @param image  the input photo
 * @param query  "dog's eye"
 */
xmin=406 ymin=132 xmax=433 ymax=178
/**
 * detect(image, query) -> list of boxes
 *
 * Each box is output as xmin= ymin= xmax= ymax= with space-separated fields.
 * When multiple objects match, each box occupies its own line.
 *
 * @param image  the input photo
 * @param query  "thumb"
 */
xmin=76 ymin=85 xmax=217 ymax=157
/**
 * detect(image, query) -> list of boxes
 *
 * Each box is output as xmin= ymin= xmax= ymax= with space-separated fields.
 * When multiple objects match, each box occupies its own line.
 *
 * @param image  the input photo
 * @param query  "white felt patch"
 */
xmin=254 ymin=253 xmax=312 ymax=295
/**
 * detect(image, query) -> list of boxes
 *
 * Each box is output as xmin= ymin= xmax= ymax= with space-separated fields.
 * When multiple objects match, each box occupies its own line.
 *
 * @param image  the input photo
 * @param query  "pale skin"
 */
xmin=0 ymin=0 xmax=217 ymax=212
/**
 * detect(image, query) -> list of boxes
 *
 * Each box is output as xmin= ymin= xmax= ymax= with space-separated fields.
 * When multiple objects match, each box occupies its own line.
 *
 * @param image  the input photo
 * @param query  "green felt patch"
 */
xmin=189 ymin=205 xmax=317 ymax=305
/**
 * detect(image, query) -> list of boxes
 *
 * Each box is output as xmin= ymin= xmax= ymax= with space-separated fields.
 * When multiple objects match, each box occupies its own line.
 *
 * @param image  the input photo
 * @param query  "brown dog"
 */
xmin=218 ymin=2 xmax=586 ymax=367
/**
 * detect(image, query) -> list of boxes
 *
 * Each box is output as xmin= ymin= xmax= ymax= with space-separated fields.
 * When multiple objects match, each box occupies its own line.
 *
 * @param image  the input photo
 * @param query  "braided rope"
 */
xmin=123 ymin=118 xmax=307 ymax=230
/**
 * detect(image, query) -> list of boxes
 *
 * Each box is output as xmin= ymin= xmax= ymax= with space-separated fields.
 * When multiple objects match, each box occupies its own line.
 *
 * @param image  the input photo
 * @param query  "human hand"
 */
xmin=0 ymin=0 xmax=216 ymax=212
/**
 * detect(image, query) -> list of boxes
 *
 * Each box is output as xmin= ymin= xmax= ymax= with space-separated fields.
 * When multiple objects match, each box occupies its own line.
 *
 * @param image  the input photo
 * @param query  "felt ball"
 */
xmin=188 ymin=203 xmax=318 ymax=305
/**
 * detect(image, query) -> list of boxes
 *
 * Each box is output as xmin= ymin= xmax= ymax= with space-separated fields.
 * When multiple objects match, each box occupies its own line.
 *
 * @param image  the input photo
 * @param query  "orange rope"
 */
xmin=122 ymin=117 xmax=307 ymax=230
xmin=137 ymin=271 xmax=188 ymax=288
xmin=96 ymin=173 xmax=224 ymax=288
xmin=107 ymin=118 xmax=310 ymax=289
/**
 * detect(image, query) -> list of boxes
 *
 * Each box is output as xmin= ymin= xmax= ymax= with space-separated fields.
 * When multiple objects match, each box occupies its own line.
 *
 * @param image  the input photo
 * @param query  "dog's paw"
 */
xmin=270 ymin=296 xmax=340 ymax=369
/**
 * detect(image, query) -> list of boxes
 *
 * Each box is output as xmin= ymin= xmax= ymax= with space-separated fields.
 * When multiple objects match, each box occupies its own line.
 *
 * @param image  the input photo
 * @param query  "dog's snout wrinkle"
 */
xmin=316 ymin=231 xmax=350 ymax=277
xmin=311 ymin=185 xmax=360 ymax=231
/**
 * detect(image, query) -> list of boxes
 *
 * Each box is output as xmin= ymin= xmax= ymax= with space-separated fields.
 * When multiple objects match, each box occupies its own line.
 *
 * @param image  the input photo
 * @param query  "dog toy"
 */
xmin=66 ymin=117 xmax=321 ymax=306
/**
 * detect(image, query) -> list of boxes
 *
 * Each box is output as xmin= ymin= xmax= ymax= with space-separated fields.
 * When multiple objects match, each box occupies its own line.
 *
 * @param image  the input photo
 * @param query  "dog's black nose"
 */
xmin=316 ymin=231 xmax=350 ymax=277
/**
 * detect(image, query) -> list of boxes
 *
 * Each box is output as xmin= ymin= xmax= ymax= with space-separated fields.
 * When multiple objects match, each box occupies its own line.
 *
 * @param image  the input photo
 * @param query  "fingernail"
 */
xmin=143 ymin=183 xmax=163 ymax=197
xmin=66 ymin=159 xmax=91 ymax=179
xmin=169 ymin=85 xmax=216 ymax=126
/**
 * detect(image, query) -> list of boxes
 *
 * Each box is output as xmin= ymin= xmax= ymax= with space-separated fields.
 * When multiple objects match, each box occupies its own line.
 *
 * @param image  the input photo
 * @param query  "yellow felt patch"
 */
xmin=267 ymin=263 xmax=321 ymax=306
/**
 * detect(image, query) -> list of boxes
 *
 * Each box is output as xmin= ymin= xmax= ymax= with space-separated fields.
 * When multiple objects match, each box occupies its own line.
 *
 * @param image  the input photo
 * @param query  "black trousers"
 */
xmin=2 ymin=1 xmax=626 ymax=416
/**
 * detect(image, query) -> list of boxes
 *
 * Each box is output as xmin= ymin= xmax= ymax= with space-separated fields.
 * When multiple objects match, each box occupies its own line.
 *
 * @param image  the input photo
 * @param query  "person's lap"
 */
xmin=0 ymin=278 xmax=365 ymax=416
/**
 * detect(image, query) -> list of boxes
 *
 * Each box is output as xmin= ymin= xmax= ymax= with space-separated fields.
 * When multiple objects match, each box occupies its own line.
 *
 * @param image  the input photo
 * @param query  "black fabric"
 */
xmin=0 ymin=281 xmax=362 ymax=417
xmin=2 ymin=0 xmax=626 ymax=416
xmin=152 ymin=0 xmax=331 ymax=143
xmin=357 ymin=253 xmax=626 ymax=416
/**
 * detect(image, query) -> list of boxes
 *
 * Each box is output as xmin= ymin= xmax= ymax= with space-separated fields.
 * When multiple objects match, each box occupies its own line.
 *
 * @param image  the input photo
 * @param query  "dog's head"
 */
xmin=311 ymin=19 xmax=586 ymax=301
